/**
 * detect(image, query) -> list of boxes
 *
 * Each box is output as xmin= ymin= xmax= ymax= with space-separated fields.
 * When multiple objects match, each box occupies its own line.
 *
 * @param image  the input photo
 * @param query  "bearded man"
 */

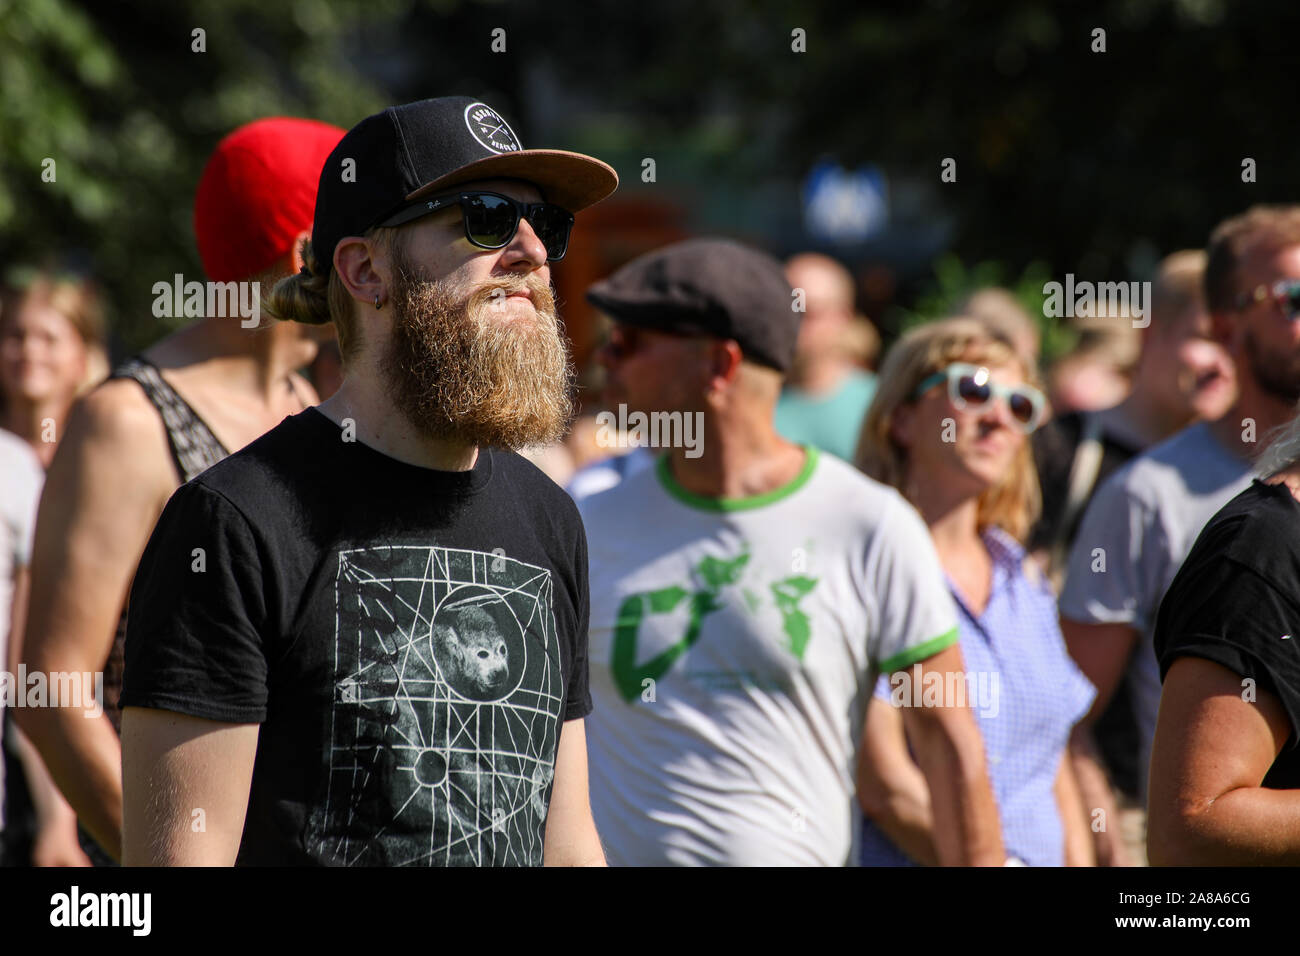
xmin=1059 ymin=204 xmax=1300 ymax=862
xmin=119 ymin=97 xmax=617 ymax=867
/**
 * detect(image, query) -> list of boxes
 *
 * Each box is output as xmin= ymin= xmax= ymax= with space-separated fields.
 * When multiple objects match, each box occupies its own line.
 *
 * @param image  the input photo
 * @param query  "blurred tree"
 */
xmin=892 ymin=255 xmax=1078 ymax=366
xmin=518 ymin=0 xmax=1300 ymax=326
xmin=2 ymin=0 xmax=1296 ymax=354
xmin=0 ymin=0 xmax=398 ymax=351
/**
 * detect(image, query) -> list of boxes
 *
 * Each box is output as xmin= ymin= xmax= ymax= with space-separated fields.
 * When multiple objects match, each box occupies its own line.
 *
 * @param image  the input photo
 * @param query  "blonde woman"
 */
xmin=854 ymin=317 xmax=1096 ymax=866
xmin=0 ymin=271 xmax=108 ymax=467
xmin=0 ymin=271 xmax=107 ymax=866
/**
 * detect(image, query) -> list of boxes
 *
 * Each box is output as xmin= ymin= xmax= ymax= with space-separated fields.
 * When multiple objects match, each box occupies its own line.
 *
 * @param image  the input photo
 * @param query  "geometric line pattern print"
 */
xmin=306 ymin=545 xmax=564 ymax=866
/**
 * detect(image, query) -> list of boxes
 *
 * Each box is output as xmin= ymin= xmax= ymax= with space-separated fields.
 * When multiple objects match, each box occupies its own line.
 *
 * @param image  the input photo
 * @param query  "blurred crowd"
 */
xmin=2 ymin=110 xmax=1298 ymax=868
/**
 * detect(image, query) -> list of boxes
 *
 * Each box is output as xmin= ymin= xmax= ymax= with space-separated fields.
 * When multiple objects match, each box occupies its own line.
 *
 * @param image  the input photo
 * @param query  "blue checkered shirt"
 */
xmin=860 ymin=526 xmax=1095 ymax=866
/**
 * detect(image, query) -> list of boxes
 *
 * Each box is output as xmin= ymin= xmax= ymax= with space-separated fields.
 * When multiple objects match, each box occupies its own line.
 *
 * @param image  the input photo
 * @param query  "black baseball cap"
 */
xmin=586 ymin=238 xmax=799 ymax=372
xmin=311 ymin=96 xmax=618 ymax=273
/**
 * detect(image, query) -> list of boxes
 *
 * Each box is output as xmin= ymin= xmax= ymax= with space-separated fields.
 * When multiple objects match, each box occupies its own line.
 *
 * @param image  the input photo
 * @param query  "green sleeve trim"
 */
xmin=655 ymin=446 xmax=820 ymax=512
xmin=878 ymin=626 xmax=960 ymax=674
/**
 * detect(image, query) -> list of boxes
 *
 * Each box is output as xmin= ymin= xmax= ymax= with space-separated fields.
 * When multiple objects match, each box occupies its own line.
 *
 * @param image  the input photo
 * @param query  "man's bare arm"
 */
xmin=1066 ymin=725 xmax=1132 ymax=866
xmin=1147 ymin=656 xmax=1300 ymax=865
xmin=857 ymin=693 xmax=939 ymax=865
xmin=1061 ymin=618 xmax=1139 ymax=722
xmin=15 ymin=381 xmax=176 ymax=861
xmin=1061 ymin=617 xmax=1137 ymax=866
xmin=897 ymin=643 xmax=1005 ymax=866
xmin=1055 ymin=750 xmax=1095 ymax=866
xmin=120 ymin=707 xmax=259 ymax=866
xmin=543 ymin=718 xmax=606 ymax=867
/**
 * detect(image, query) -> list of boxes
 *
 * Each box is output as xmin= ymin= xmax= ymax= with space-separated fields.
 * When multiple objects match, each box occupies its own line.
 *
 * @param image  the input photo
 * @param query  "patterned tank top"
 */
xmin=103 ymin=357 xmax=230 ymax=732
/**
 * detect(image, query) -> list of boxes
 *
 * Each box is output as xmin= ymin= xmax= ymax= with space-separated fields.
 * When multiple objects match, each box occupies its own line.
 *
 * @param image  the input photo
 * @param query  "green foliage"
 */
xmin=0 ymin=0 xmax=395 ymax=351
xmin=1 ymin=0 xmax=1293 ymax=360
xmin=891 ymin=254 xmax=1079 ymax=368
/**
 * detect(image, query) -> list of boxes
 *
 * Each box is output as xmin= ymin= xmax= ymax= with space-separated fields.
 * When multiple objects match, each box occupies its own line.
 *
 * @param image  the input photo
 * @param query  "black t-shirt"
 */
xmin=1153 ymin=478 xmax=1300 ymax=790
xmin=121 ymin=408 xmax=592 ymax=866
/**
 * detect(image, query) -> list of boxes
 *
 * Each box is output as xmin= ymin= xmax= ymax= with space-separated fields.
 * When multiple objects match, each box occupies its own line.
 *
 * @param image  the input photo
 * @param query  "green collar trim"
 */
xmin=655 ymin=446 xmax=820 ymax=513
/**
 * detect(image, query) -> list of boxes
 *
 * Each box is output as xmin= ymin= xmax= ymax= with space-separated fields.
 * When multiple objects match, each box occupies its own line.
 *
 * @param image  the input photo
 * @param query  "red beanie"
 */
xmin=193 ymin=117 xmax=345 ymax=282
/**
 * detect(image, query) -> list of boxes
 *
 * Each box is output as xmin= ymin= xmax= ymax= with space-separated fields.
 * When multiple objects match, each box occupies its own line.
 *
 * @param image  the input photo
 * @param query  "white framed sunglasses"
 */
xmin=912 ymin=362 xmax=1046 ymax=433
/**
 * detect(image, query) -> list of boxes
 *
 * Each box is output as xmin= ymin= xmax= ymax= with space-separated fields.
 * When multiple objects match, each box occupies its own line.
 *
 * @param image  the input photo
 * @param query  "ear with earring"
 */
xmin=375 ymin=295 xmax=382 ymax=310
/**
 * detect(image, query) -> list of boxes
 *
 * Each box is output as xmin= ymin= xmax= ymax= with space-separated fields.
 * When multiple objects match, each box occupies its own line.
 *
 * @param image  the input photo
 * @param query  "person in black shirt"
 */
xmin=1148 ymin=412 xmax=1300 ymax=865
xmin=119 ymin=97 xmax=618 ymax=866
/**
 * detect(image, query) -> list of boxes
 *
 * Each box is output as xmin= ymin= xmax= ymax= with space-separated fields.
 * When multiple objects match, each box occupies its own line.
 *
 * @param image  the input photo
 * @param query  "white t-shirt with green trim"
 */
xmin=579 ymin=446 xmax=958 ymax=866
xmin=0 ymin=430 xmax=43 ymax=832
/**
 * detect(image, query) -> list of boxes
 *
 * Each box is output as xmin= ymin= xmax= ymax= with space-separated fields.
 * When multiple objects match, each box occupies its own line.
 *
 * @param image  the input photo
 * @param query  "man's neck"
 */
xmin=665 ymin=413 xmax=804 ymax=500
xmin=1207 ymin=376 xmax=1296 ymax=463
xmin=315 ymin=377 xmax=478 ymax=472
xmin=1107 ymin=383 xmax=1193 ymax=449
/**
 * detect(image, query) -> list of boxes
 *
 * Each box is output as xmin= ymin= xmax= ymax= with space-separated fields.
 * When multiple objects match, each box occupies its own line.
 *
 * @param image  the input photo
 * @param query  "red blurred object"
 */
xmin=193 ymin=117 xmax=345 ymax=282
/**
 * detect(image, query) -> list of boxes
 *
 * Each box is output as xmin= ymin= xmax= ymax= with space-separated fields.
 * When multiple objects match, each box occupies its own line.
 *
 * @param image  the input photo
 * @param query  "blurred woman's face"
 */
xmin=899 ymin=358 xmax=1029 ymax=494
xmin=0 ymin=302 xmax=88 ymax=406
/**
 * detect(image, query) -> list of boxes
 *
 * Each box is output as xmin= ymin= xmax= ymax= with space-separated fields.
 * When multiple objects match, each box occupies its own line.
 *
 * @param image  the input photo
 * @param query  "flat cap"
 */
xmin=586 ymin=238 xmax=798 ymax=372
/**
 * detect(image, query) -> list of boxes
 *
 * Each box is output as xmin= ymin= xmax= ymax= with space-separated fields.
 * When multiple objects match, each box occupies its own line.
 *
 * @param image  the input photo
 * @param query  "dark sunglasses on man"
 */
xmin=377 ymin=190 xmax=575 ymax=261
xmin=600 ymin=324 xmax=705 ymax=362
xmin=1235 ymin=277 xmax=1300 ymax=320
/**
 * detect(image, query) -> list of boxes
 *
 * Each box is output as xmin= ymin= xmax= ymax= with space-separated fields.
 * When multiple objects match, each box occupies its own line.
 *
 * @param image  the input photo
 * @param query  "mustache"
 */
xmin=466 ymin=274 xmax=557 ymax=315
xmin=388 ymin=245 xmax=556 ymax=314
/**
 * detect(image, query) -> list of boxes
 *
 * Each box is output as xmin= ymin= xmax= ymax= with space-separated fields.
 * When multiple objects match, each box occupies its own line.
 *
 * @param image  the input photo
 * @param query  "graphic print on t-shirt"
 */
xmin=307 ymin=544 xmax=564 ymax=866
xmin=611 ymin=540 xmax=819 ymax=701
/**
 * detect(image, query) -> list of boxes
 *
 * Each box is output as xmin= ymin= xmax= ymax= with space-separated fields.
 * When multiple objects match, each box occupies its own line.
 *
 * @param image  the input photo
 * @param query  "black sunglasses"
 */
xmin=601 ymin=324 xmax=700 ymax=361
xmin=1235 ymin=278 xmax=1300 ymax=320
xmin=377 ymin=190 xmax=574 ymax=261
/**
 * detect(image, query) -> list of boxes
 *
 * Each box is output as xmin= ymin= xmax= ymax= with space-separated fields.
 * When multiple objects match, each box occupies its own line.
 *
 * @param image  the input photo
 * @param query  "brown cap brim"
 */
xmin=405 ymin=149 xmax=618 ymax=213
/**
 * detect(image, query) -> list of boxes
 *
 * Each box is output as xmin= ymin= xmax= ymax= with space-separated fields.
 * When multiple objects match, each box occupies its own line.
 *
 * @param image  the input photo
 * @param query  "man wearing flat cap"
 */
xmin=579 ymin=238 xmax=1005 ymax=866
xmin=120 ymin=96 xmax=616 ymax=866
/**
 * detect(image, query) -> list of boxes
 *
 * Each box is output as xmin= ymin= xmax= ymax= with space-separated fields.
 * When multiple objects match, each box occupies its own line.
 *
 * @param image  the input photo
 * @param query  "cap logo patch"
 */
xmin=464 ymin=103 xmax=521 ymax=154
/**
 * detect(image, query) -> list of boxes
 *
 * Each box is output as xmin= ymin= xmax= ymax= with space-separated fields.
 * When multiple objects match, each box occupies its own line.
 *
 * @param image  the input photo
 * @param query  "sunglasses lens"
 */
xmin=608 ymin=327 xmax=637 ymax=359
xmin=1285 ymin=284 xmax=1300 ymax=317
xmin=527 ymin=204 xmax=573 ymax=260
xmin=463 ymin=194 xmax=517 ymax=248
xmin=956 ymin=375 xmax=991 ymax=406
xmin=1008 ymin=392 xmax=1036 ymax=425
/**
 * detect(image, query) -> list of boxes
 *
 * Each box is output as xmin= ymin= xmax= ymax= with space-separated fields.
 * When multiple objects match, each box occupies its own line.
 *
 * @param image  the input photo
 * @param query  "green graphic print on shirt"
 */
xmin=611 ymin=543 xmax=820 ymax=702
